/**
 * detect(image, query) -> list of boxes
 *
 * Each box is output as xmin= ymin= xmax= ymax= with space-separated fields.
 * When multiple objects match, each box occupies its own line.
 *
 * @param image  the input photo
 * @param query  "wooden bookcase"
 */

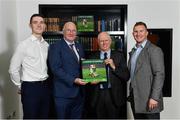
xmin=39 ymin=4 xmax=127 ymax=58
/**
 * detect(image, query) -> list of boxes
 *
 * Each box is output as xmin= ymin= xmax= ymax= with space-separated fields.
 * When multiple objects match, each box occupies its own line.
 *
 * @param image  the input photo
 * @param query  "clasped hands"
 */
xmin=74 ymin=78 xmax=99 ymax=85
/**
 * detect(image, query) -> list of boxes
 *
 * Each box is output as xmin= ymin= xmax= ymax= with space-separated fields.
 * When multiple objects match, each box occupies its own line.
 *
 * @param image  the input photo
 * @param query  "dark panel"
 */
xmin=147 ymin=29 xmax=173 ymax=97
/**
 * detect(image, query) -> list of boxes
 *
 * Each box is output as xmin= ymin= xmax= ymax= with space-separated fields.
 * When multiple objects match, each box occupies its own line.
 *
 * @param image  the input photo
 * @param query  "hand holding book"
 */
xmin=104 ymin=58 xmax=116 ymax=70
xmin=81 ymin=59 xmax=107 ymax=83
xmin=74 ymin=78 xmax=88 ymax=85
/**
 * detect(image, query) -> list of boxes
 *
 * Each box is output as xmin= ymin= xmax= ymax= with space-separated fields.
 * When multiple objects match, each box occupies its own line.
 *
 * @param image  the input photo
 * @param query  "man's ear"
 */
xmin=146 ymin=31 xmax=149 ymax=36
xmin=44 ymin=24 xmax=47 ymax=31
xmin=29 ymin=23 xmax=32 ymax=28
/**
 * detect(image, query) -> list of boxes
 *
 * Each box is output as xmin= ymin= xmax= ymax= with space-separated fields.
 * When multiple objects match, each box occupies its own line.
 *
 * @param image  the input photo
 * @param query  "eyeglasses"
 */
xmin=65 ymin=29 xmax=77 ymax=33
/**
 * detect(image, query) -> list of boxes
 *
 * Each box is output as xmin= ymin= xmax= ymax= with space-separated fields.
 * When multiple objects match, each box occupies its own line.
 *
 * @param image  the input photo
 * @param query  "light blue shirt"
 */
xmin=100 ymin=50 xmax=111 ymax=59
xmin=130 ymin=40 xmax=147 ymax=80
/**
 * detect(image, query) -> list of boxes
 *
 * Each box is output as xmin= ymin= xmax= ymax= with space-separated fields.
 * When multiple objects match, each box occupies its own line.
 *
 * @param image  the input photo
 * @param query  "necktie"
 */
xmin=104 ymin=52 xmax=108 ymax=59
xmin=69 ymin=44 xmax=79 ymax=61
xmin=101 ymin=52 xmax=109 ymax=89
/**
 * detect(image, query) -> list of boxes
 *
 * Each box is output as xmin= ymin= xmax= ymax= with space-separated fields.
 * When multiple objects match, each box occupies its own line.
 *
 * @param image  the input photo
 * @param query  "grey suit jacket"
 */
xmin=128 ymin=40 xmax=165 ymax=113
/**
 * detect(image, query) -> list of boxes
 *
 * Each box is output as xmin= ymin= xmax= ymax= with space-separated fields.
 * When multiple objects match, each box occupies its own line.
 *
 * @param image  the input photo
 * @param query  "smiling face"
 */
xmin=98 ymin=32 xmax=112 ymax=52
xmin=30 ymin=16 xmax=46 ymax=36
xmin=63 ymin=22 xmax=77 ymax=43
xmin=133 ymin=24 xmax=148 ymax=44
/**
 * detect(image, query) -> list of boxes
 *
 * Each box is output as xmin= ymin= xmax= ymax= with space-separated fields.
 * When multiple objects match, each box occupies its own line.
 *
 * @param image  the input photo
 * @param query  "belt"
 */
xmin=23 ymin=80 xmax=47 ymax=84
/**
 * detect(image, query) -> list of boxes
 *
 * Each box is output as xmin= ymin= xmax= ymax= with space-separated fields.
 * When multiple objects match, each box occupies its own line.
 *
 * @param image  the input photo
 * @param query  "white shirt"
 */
xmin=9 ymin=35 xmax=49 ymax=87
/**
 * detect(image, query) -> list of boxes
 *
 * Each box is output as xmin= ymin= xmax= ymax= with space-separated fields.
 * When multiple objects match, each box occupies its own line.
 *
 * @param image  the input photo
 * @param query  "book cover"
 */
xmin=77 ymin=16 xmax=94 ymax=32
xmin=81 ymin=59 xmax=107 ymax=82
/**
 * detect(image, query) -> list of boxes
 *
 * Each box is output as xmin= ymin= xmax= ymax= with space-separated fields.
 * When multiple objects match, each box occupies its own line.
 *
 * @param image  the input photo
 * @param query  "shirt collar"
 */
xmin=31 ymin=35 xmax=45 ymax=43
xmin=100 ymin=49 xmax=111 ymax=58
xmin=64 ymin=39 xmax=75 ymax=46
xmin=134 ymin=39 xmax=147 ymax=49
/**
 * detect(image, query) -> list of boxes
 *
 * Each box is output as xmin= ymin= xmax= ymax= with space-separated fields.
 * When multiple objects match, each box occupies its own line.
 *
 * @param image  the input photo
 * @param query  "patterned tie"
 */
xmin=69 ymin=44 xmax=79 ymax=61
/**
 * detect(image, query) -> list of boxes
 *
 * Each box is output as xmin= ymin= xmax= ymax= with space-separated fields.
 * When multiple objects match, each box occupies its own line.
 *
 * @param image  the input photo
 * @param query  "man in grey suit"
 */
xmin=128 ymin=22 xmax=165 ymax=119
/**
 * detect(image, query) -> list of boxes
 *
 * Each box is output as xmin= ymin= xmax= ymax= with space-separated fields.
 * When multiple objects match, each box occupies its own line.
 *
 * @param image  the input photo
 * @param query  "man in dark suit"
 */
xmin=84 ymin=32 xmax=130 ymax=119
xmin=128 ymin=22 xmax=165 ymax=119
xmin=48 ymin=22 xmax=87 ymax=119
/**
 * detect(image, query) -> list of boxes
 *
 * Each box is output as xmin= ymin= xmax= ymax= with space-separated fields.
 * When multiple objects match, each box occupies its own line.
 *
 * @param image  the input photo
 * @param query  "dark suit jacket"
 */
xmin=86 ymin=51 xmax=130 ymax=107
xmin=48 ymin=39 xmax=85 ymax=98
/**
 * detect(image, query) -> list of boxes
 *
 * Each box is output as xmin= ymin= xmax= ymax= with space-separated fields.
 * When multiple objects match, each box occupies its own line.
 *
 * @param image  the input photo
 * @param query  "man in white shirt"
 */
xmin=9 ymin=14 xmax=50 ymax=119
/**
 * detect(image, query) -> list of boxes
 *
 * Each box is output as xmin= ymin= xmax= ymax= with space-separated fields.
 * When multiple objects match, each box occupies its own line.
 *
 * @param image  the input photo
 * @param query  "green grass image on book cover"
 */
xmin=82 ymin=59 xmax=107 ymax=82
xmin=77 ymin=16 xmax=94 ymax=32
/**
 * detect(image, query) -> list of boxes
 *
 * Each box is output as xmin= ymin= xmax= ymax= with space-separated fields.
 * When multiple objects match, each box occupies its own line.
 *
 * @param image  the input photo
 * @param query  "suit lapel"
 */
xmin=75 ymin=43 xmax=82 ymax=58
xmin=134 ymin=41 xmax=151 ymax=74
xmin=62 ymin=39 xmax=79 ymax=63
xmin=128 ymin=47 xmax=137 ymax=70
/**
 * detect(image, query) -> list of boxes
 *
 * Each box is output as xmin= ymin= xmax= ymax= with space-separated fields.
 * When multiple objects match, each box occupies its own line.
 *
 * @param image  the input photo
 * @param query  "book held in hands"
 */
xmin=81 ymin=59 xmax=107 ymax=82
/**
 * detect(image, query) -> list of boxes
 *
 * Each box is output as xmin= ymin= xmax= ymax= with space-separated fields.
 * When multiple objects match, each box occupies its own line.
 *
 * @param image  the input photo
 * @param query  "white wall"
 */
xmin=0 ymin=0 xmax=20 ymax=118
xmin=0 ymin=0 xmax=180 ymax=119
xmin=127 ymin=1 xmax=180 ymax=119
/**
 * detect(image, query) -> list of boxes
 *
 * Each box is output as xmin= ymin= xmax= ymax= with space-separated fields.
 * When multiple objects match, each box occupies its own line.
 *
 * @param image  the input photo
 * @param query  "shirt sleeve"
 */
xmin=9 ymin=43 xmax=25 ymax=87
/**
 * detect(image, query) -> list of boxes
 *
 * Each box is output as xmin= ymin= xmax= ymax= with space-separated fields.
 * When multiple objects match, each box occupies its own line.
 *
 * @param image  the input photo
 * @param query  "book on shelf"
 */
xmin=77 ymin=16 xmax=94 ymax=32
xmin=81 ymin=59 xmax=107 ymax=82
xmin=44 ymin=17 xmax=60 ymax=32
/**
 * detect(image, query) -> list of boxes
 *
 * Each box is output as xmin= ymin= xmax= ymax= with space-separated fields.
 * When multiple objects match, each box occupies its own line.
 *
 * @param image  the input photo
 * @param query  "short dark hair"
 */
xmin=30 ymin=14 xmax=44 ymax=24
xmin=134 ymin=21 xmax=148 ymax=30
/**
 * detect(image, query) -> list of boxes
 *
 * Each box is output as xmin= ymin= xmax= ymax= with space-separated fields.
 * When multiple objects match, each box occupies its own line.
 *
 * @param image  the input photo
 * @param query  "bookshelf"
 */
xmin=39 ymin=4 xmax=127 ymax=58
xmin=39 ymin=5 xmax=128 ymax=118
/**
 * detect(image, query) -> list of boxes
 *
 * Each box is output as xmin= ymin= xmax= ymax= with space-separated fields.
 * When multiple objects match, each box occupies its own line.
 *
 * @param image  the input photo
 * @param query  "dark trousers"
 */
xmin=94 ymin=89 xmax=126 ymax=119
xmin=134 ymin=113 xmax=160 ymax=119
xmin=21 ymin=81 xmax=50 ymax=119
xmin=129 ymin=90 xmax=160 ymax=119
xmin=54 ymin=94 xmax=84 ymax=119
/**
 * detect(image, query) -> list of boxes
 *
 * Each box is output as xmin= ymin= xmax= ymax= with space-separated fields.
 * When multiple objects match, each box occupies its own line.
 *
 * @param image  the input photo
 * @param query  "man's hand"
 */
xmin=104 ymin=58 xmax=115 ymax=70
xmin=17 ymin=88 xmax=21 ymax=94
xmin=90 ymin=81 xmax=100 ymax=85
xmin=74 ymin=78 xmax=87 ymax=85
xmin=148 ymin=98 xmax=158 ymax=110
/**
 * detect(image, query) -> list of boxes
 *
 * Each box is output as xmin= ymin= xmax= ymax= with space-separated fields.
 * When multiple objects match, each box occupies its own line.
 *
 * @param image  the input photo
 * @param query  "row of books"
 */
xmin=44 ymin=17 xmax=71 ymax=32
xmin=77 ymin=37 xmax=99 ymax=51
xmin=44 ymin=16 xmax=122 ymax=32
xmin=97 ymin=16 xmax=121 ymax=32
xmin=45 ymin=38 xmax=60 ymax=45
xmin=45 ymin=36 xmax=124 ymax=52
xmin=79 ymin=36 xmax=124 ymax=51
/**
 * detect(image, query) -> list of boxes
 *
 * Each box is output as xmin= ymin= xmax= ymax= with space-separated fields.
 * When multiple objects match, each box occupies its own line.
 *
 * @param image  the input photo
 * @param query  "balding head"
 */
xmin=63 ymin=22 xmax=77 ymax=32
xmin=97 ymin=32 xmax=112 ymax=52
xmin=63 ymin=22 xmax=77 ymax=42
